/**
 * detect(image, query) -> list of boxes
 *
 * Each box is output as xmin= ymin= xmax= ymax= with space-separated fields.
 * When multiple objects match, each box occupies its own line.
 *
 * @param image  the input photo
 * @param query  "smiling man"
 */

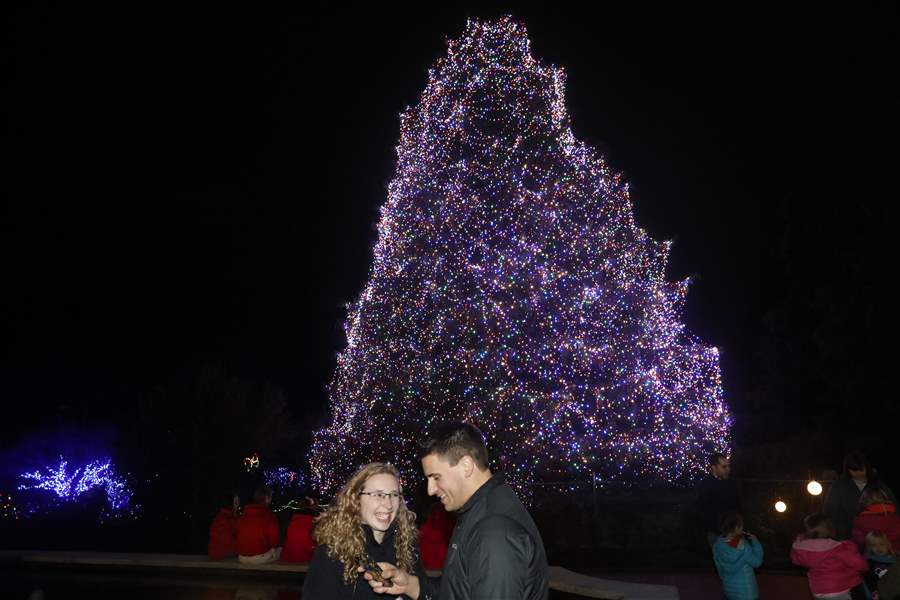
xmin=363 ymin=422 xmax=548 ymax=600
xmin=421 ymin=422 xmax=548 ymax=600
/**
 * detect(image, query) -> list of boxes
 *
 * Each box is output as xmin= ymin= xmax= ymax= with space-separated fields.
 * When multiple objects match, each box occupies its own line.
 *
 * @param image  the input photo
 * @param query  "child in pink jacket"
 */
xmin=791 ymin=513 xmax=868 ymax=599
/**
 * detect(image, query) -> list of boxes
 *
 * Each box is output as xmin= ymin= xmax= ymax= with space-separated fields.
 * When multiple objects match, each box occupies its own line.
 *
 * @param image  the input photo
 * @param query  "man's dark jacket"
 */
xmin=436 ymin=474 xmax=548 ymax=600
xmin=697 ymin=474 xmax=740 ymax=534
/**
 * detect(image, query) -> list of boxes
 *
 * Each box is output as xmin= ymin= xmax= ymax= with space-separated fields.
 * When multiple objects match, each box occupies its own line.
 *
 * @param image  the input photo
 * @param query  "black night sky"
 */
xmin=4 ymin=3 xmax=898 ymax=464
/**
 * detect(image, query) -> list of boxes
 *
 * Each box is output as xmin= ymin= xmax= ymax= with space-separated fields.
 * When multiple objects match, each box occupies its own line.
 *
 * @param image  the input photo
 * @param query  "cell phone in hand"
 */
xmin=359 ymin=556 xmax=392 ymax=586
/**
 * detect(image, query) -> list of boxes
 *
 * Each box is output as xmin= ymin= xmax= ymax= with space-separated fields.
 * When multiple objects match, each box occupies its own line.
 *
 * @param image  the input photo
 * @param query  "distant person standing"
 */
xmin=713 ymin=511 xmax=763 ymax=600
xmin=698 ymin=452 xmax=741 ymax=547
xmin=791 ymin=513 xmax=868 ymax=600
xmin=825 ymin=451 xmax=897 ymax=541
xmin=862 ymin=531 xmax=896 ymax=598
xmin=852 ymin=487 xmax=900 ymax=552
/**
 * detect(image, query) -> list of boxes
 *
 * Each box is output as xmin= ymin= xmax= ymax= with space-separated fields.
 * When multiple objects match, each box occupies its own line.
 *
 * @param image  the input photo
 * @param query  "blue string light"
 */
xmin=17 ymin=457 xmax=135 ymax=518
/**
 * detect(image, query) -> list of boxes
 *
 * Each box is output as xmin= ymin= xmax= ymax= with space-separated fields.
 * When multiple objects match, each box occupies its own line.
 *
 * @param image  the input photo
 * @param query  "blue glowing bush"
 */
xmin=17 ymin=457 xmax=135 ymax=518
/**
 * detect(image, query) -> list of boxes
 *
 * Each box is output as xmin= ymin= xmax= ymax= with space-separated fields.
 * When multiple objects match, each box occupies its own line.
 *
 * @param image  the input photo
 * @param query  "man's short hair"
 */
xmin=253 ymin=485 xmax=273 ymax=505
xmin=842 ymin=451 xmax=870 ymax=475
xmin=419 ymin=422 xmax=489 ymax=470
xmin=708 ymin=452 xmax=728 ymax=467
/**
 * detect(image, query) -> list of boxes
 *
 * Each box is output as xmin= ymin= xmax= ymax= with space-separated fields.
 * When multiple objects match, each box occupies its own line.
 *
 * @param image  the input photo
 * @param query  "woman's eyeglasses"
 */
xmin=359 ymin=491 xmax=402 ymax=501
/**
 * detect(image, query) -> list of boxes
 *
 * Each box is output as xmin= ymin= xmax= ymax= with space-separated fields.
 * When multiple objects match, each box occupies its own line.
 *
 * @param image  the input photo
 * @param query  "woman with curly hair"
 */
xmin=303 ymin=462 xmax=430 ymax=598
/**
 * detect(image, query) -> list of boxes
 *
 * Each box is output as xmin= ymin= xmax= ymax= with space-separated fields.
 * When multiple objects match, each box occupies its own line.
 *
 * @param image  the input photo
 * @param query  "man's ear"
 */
xmin=461 ymin=455 xmax=475 ymax=478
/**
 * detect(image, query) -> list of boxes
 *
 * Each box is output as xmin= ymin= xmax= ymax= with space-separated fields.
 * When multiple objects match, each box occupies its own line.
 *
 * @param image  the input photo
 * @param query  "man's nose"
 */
xmin=427 ymin=479 xmax=437 ymax=496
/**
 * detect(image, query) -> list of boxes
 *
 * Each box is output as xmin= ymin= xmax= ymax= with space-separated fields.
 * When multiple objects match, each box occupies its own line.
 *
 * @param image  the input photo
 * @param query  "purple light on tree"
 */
xmin=310 ymin=17 xmax=731 ymax=495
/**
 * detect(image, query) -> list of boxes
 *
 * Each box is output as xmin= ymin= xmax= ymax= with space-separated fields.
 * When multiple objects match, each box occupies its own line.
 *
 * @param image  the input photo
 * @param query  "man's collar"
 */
xmin=457 ymin=473 xmax=504 ymax=514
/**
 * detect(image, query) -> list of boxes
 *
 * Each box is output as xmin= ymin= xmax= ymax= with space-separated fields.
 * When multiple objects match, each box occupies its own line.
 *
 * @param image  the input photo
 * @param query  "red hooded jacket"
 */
xmin=790 ymin=537 xmax=868 ymax=595
xmin=207 ymin=508 xmax=238 ymax=559
xmin=236 ymin=503 xmax=280 ymax=556
xmin=851 ymin=503 xmax=900 ymax=551
xmin=280 ymin=513 xmax=316 ymax=563
xmin=419 ymin=504 xmax=456 ymax=570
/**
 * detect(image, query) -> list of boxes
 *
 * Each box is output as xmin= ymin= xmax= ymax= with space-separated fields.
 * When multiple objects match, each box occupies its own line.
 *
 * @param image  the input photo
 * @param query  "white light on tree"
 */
xmin=307 ymin=16 xmax=733 ymax=496
xmin=775 ymin=500 xmax=787 ymax=513
xmin=807 ymin=480 xmax=823 ymax=496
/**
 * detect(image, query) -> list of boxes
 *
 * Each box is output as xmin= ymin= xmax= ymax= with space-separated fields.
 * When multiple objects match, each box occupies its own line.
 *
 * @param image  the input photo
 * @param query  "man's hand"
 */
xmin=358 ymin=562 xmax=419 ymax=599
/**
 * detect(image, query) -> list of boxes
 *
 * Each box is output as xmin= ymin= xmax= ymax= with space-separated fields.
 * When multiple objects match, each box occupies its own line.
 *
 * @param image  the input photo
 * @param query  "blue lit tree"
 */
xmin=17 ymin=457 xmax=134 ymax=518
xmin=310 ymin=17 xmax=731 ymax=495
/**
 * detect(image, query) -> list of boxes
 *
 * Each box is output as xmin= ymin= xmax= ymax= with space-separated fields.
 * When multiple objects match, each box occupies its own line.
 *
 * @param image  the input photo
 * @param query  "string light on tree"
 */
xmin=310 ymin=16 xmax=731 ymax=496
xmin=0 ymin=491 xmax=18 ymax=520
xmin=244 ymin=453 xmax=260 ymax=472
xmin=807 ymin=480 xmax=823 ymax=496
xmin=17 ymin=457 xmax=135 ymax=518
xmin=264 ymin=467 xmax=305 ymax=491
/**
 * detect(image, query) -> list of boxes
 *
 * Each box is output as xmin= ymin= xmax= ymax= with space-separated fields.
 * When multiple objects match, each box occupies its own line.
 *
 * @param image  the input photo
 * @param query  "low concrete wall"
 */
xmin=1 ymin=550 xmax=679 ymax=599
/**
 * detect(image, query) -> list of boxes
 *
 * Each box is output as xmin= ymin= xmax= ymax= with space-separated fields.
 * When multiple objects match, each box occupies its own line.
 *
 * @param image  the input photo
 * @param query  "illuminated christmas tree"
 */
xmin=310 ymin=17 xmax=731 ymax=495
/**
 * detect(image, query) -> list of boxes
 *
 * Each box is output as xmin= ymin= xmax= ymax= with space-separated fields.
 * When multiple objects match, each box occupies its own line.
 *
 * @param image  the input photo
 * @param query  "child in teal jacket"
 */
xmin=713 ymin=511 xmax=764 ymax=600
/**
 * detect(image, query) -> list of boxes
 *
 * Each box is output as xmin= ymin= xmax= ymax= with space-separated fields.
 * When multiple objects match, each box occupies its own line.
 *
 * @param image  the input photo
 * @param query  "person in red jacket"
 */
xmin=208 ymin=492 xmax=240 ymax=559
xmin=237 ymin=486 xmax=281 ymax=564
xmin=852 ymin=487 xmax=900 ymax=552
xmin=281 ymin=496 xmax=318 ymax=563
xmin=792 ymin=513 xmax=868 ymax=599
xmin=418 ymin=501 xmax=456 ymax=570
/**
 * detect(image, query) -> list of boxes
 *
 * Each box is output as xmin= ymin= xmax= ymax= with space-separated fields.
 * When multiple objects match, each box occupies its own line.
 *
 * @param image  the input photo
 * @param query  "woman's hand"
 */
xmin=359 ymin=562 xmax=420 ymax=598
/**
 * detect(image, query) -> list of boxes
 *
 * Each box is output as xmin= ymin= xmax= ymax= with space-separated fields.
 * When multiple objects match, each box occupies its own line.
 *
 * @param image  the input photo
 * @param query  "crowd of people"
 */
xmin=207 ymin=422 xmax=548 ymax=599
xmin=205 ymin=433 xmax=899 ymax=600
xmin=701 ymin=450 xmax=899 ymax=600
xmin=207 ymin=486 xmax=316 ymax=564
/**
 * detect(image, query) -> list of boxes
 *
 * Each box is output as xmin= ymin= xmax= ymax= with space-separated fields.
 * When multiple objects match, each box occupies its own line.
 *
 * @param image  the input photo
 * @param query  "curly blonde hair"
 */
xmin=312 ymin=463 xmax=419 ymax=583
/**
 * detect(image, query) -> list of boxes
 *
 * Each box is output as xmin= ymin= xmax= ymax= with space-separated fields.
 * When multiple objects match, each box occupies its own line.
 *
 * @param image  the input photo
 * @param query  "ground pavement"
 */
xmin=605 ymin=570 xmax=811 ymax=600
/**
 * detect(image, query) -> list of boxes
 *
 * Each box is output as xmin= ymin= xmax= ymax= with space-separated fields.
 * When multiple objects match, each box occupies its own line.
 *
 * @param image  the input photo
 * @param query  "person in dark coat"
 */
xmin=303 ymin=462 xmax=431 ymax=599
xmin=825 ymin=451 xmax=897 ymax=541
xmin=362 ymin=422 xmax=548 ymax=600
xmin=697 ymin=452 xmax=741 ymax=547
